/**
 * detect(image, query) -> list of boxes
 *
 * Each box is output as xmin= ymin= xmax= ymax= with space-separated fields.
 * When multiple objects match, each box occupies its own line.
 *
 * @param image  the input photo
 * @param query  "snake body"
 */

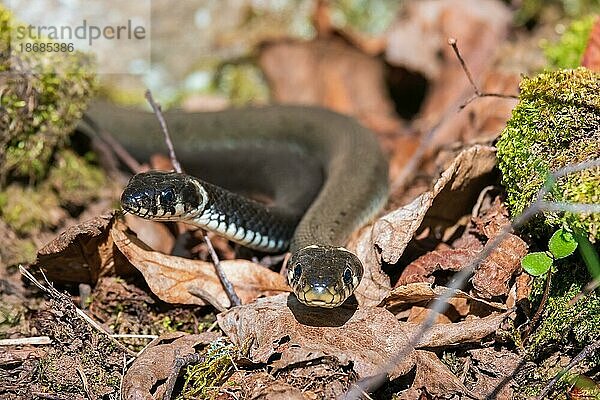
xmin=84 ymin=102 xmax=388 ymax=307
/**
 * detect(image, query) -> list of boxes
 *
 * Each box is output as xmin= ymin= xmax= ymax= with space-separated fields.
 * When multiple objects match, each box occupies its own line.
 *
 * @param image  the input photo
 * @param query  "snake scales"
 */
xmin=84 ymin=102 xmax=389 ymax=308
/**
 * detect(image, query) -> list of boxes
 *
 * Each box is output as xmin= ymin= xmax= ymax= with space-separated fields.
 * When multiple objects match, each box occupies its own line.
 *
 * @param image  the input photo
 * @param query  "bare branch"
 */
xmin=447 ymin=37 xmax=518 ymax=110
xmin=144 ymin=90 xmax=182 ymax=174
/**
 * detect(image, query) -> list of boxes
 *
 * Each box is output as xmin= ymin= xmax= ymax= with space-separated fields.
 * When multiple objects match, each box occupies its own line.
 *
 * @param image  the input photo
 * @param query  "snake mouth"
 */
xmin=296 ymin=284 xmax=349 ymax=308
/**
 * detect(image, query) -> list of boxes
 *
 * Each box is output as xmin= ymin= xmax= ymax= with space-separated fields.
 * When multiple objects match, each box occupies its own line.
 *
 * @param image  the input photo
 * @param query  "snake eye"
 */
xmin=343 ymin=267 xmax=353 ymax=285
xmin=293 ymin=264 xmax=302 ymax=281
xmin=159 ymin=188 xmax=175 ymax=205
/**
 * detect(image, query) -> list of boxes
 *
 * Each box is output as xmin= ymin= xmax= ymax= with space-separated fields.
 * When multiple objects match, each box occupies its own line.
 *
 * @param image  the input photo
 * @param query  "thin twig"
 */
xmin=568 ymin=277 xmax=600 ymax=306
xmin=81 ymin=114 xmax=143 ymax=174
xmin=522 ymin=268 xmax=552 ymax=342
xmin=346 ymin=159 xmax=600 ymax=398
xmin=144 ymin=89 xmax=241 ymax=309
xmin=0 ymin=336 xmax=52 ymax=346
xmin=144 ymin=90 xmax=182 ymax=173
xmin=204 ymin=233 xmax=242 ymax=307
xmin=161 ymin=352 xmax=205 ymax=400
xmin=447 ymin=38 xmax=518 ymax=110
xmin=19 ymin=266 xmax=137 ymax=357
xmin=535 ymin=338 xmax=600 ymax=400
xmin=76 ymin=365 xmax=93 ymax=400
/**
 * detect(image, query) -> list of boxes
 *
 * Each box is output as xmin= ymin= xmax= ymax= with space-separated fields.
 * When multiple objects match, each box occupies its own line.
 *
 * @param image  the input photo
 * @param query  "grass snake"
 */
xmin=84 ymin=102 xmax=389 ymax=308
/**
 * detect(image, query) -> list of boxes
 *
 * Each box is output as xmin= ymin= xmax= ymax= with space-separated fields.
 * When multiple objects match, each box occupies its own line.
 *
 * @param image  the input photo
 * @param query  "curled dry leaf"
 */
xmin=226 ymin=371 xmax=305 ymax=400
xmin=471 ymin=197 xmax=528 ymax=298
xmin=404 ymin=310 xmax=514 ymax=348
xmin=122 ymin=332 xmax=220 ymax=400
xmin=471 ymin=233 xmax=528 ymax=299
xmin=348 ymin=145 xmax=497 ymax=306
xmin=397 ymin=248 xmax=476 ymax=286
xmin=217 ymin=293 xmax=415 ymax=380
xmin=396 ymin=350 xmax=473 ymax=400
xmin=111 ymin=219 xmax=289 ymax=308
xmin=383 ymin=282 xmax=506 ymax=312
xmin=32 ymin=211 xmax=135 ymax=284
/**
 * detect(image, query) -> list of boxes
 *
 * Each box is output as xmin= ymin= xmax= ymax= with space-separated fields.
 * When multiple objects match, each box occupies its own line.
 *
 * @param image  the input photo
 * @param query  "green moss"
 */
xmin=178 ymin=338 xmax=236 ymax=400
xmin=527 ymin=261 xmax=600 ymax=365
xmin=0 ymin=5 xmax=97 ymax=182
xmin=0 ymin=184 xmax=63 ymax=234
xmin=44 ymin=149 xmax=107 ymax=207
xmin=215 ymin=63 xmax=269 ymax=106
xmin=496 ymin=67 xmax=600 ymax=242
xmin=543 ymin=15 xmax=597 ymax=69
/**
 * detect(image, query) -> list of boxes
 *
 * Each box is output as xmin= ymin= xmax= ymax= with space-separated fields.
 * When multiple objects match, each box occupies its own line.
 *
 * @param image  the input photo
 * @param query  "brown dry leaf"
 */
xmin=111 ymin=219 xmax=289 ymax=308
xmin=384 ymin=282 xmax=506 ymax=312
xmin=217 ymin=293 xmax=415 ymax=379
xmin=471 ymin=198 xmax=528 ymax=298
xmin=32 ymin=211 xmax=134 ymax=284
xmin=397 ymin=350 xmax=473 ymax=399
xmin=403 ymin=311 xmax=513 ymax=349
xmin=122 ymin=332 xmax=220 ymax=400
xmin=582 ymin=16 xmax=600 ymax=71
xmin=348 ymin=145 xmax=497 ymax=306
xmin=467 ymin=347 xmax=522 ymax=399
xmin=471 ymin=233 xmax=528 ymax=299
xmin=226 ymin=371 xmax=305 ymax=400
xmin=124 ymin=214 xmax=175 ymax=255
xmin=397 ymin=248 xmax=476 ymax=286
xmin=259 ymin=38 xmax=402 ymax=136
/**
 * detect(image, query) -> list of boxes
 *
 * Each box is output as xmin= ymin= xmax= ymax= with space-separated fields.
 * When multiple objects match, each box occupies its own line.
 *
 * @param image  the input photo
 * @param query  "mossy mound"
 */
xmin=0 ymin=5 xmax=97 ymax=182
xmin=496 ymin=67 xmax=600 ymax=241
xmin=528 ymin=260 xmax=600 ymax=364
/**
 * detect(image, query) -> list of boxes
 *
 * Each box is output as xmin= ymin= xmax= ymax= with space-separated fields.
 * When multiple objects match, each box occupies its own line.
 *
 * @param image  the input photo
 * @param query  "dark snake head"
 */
xmin=121 ymin=171 xmax=207 ymax=220
xmin=287 ymin=245 xmax=363 ymax=308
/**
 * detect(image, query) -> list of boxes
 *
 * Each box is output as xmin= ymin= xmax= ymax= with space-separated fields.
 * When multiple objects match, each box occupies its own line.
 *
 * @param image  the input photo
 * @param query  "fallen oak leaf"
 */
xmin=397 ymin=248 xmax=476 ymax=286
xmin=111 ymin=219 xmax=289 ymax=308
xmin=401 ymin=310 xmax=514 ymax=348
xmin=383 ymin=282 xmax=507 ymax=312
xmin=396 ymin=350 xmax=475 ymax=400
xmin=122 ymin=332 xmax=220 ymax=400
xmin=33 ymin=211 xmax=135 ymax=284
xmin=217 ymin=293 xmax=415 ymax=380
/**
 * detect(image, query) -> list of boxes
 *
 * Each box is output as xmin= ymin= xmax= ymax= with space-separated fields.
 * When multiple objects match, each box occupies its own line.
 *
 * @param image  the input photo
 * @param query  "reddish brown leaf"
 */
xmin=582 ymin=16 xmax=600 ymax=71
xmin=217 ymin=294 xmax=415 ymax=379
xmin=397 ymin=248 xmax=476 ymax=286
xmin=111 ymin=219 xmax=289 ymax=309
xmin=403 ymin=311 xmax=514 ymax=348
xmin=472 ymin=233 xmax=528 ymax=299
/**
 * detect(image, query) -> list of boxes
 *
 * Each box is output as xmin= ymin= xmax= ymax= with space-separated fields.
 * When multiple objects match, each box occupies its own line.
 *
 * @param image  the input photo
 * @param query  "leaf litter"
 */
xmin=5 ymin=0 xmax=587 ymax=397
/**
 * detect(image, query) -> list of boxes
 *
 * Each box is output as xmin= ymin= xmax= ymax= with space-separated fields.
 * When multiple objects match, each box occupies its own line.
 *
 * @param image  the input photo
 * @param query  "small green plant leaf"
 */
xmin=548 ymin=229 xmax=578 ymax=259
xmin=521 ymin=252 xmax=553 ymax=276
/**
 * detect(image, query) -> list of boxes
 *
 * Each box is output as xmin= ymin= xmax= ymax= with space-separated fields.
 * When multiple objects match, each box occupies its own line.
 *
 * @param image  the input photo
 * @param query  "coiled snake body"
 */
xmin=85 ymin=102 xmax=388 ymax=308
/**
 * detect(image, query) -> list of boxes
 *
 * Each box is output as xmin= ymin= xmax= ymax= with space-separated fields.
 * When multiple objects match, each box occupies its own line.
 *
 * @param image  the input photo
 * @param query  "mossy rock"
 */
xmin=527 ymin=260 xmax=600 ymax=365
xmin=0 ymin=5 xmax=97 ymax=182
xmin=496 ymin=67 xmax=600 ymax=242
